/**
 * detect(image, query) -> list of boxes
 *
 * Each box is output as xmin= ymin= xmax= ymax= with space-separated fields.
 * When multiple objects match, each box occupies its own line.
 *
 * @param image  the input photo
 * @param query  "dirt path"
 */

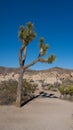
xmin=0 ymin=98 xmax=73 ymax=130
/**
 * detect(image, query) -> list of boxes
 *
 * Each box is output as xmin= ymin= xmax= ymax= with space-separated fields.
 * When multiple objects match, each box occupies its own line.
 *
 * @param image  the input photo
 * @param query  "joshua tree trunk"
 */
xmin=16 ymin=66 xmax=24 ymax=107
xmin=16 ymin=44 xmax=26 ymax=107
xmin=16 ymin=54 xmax=40 ymax=107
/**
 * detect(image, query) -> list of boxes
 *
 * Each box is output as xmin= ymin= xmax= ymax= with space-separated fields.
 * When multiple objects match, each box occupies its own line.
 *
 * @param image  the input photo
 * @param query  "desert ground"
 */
xmin=0 ymin=97 xmax=73 ymax=130
xmin=0 ymin=67 xmax=73 ymax=130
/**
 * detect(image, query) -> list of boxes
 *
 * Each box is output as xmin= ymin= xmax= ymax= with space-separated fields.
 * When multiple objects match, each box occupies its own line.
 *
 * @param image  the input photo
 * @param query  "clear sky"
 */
xmin=0 ymin=0 xmax=73 ymax=70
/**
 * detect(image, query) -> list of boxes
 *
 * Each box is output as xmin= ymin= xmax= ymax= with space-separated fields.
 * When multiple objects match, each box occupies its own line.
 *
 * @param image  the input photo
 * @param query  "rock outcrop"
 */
xmin=0 ymin=67 xmax=73 ymax=87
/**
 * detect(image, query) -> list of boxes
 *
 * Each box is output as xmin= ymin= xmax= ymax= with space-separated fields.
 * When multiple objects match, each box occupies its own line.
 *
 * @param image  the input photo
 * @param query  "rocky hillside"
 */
xmin=0 ymin=66 xmax=73 ymax=86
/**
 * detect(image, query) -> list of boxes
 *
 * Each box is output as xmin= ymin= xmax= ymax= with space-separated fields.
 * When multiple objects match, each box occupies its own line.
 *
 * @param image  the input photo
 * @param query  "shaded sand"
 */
xmin=0 ymin=98 xmax=73 ymax=130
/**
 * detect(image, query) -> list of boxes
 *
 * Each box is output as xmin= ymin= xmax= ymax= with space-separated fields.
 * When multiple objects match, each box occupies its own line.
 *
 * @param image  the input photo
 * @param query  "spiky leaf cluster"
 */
xmin=39 ymin=38 xmax=49 ymax=55
xmin=47 ymin=54 xmax=56 ymax=63
xmin=18 ymin=22 xmax=36 ymax=45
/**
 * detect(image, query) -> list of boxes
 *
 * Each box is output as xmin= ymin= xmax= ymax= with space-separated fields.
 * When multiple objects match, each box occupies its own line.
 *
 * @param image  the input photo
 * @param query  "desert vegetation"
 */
xmin=0 ymin=79 xmax=37 ymax=105
xmin=59 ymin=85 xmax=73 ymax=95
xmin=42 ymin=79 xmax=73 ymax=100
xmin=59 ymin=85 xmax=73 ymax=101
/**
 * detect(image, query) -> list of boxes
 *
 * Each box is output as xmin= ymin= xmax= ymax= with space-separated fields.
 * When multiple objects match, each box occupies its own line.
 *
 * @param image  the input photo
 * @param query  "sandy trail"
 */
xmin=0 ymin=98 xmax=73 ymax=130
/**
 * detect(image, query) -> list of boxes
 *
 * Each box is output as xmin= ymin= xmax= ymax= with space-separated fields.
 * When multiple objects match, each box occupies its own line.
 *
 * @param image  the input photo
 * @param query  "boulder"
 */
xmin=71 ymin=72 xmax=73 ymax=77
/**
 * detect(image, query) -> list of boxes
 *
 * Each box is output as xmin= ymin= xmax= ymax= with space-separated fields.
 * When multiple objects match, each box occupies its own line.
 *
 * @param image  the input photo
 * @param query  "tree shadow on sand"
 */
xmin=21 ymin=92 xmax=59 ymax=107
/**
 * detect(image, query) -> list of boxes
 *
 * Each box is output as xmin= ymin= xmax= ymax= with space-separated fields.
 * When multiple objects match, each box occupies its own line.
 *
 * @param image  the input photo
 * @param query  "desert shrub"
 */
xmin=0 ymin=79 xmax=37 ymax=105
xmin=21 ymin=79 xmax=37 ymax=100
xmin=0 ymin=80 xmax=17 ymax=105
xmin=48 ymin=84 xmax=54 ymax=90
xmin=59 ymin=85 xmax=65 ymax=95
xmin=59 ymin=85 xmax=73 ymax=96
xmin=47 ymin=84 xmax=58 ymax=92
xmin=22 ymin=79 xmax=37 ymax=94
xmin=66 ymin=86 xmax=73 ymax=96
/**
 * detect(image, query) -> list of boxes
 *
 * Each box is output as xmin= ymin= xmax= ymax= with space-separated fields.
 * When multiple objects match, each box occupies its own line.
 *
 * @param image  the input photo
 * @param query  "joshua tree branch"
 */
xmin=39 ymin=57 xmax=48 ymax=63
xmin=24 ymin=57 xmax=40 ymax=70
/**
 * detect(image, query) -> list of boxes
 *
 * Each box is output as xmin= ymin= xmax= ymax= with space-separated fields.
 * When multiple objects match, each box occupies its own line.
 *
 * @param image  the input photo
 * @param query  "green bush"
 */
xmin=59 ymin=85 xmax=65 ymax=95
xmin=59 ymin=85 xmax=73 ymax=96
xmin=66 ymin=86 xmax=73 ymax=96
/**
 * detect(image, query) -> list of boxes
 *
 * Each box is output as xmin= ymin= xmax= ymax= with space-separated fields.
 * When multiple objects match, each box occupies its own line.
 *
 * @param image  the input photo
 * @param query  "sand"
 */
xmin=0 ymin=98 xmax=73 ymax=130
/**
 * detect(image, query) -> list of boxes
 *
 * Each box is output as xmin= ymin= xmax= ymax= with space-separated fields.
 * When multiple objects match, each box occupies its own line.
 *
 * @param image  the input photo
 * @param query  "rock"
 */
xmin=14 ymin=74 xmax=19 ymax=79
xmin=71 ymin=72 xmax=73 ymax=77
xmin=10 ymin=72 xmax=15 ymax=77
xmin=0 ymin=68 xmax=73 ymax=87
xmin=60 ymin=73 xmax=70 ymax=79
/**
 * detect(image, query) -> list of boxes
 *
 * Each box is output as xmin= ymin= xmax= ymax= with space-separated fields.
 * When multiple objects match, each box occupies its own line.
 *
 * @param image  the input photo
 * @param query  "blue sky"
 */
xmin=0 ymin=0 xmax=73 ymax=70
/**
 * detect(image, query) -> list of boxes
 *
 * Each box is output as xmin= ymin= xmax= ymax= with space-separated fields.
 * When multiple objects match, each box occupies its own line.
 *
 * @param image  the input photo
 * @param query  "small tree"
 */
xmin=16 ymin=22 xmax=56 ymax=107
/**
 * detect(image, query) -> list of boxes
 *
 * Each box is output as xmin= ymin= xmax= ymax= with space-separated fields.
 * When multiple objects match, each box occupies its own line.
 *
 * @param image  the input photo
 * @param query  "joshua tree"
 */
xmin=16 ymin=22 xmax=56 ymax=107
